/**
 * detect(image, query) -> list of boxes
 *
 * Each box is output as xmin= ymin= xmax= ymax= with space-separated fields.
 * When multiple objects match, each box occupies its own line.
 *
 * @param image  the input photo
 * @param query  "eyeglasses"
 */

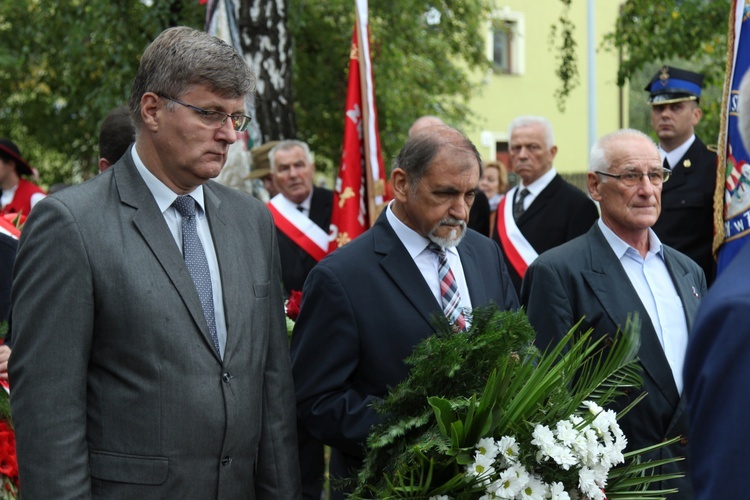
xmin=595 ymin=168 xmax=671 ymax=187
xmin=160 ymin=95 xmax=251 ymax=132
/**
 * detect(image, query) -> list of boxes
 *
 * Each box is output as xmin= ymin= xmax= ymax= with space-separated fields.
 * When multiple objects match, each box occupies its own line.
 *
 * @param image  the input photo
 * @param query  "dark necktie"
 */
xmin=663 ymin=157 xmax=670 ymax=170
xmin=513 ymin=188 xmax=530 ymax=221
xmin=173 ymin=195 xmax=221 ymax=357
xmin=428 ymin=242 xmax=466 ymax=331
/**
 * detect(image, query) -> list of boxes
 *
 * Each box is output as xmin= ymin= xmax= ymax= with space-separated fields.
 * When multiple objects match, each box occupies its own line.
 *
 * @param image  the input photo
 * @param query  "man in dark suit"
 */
xmin=647 ymin=66 xmax=717 ymax=284
xmin=267 ymin=139 xmax=332 ymax=499
xmin=8 ymin=27 xmax=300 ymax=498
xmin=521 ymin=129 xmax=706 ymax=499
xmin=683 ymin=68 xmax=750 ymax=499
xmin=492 ymin=116 xmax=599 ymax=295
xmin=291 ymin=125 xmax=519 ymax=498
xmin=267 ymin=139 xmax=333 ymax=297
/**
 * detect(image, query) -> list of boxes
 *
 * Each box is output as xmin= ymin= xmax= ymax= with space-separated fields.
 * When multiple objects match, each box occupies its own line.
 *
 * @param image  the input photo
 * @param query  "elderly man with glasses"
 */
xmin=520 ymin=128 xmax=706 ymax=500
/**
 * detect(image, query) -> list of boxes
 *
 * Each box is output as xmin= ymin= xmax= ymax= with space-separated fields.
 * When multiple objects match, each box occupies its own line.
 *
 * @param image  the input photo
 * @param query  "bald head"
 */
xmin=408 ymin=115 xmax=446 ymax=138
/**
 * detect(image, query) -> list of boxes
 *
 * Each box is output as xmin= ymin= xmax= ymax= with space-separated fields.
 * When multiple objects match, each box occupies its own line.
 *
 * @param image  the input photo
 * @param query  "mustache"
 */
xmin=439 ymin=217 xmax=466 ymax=228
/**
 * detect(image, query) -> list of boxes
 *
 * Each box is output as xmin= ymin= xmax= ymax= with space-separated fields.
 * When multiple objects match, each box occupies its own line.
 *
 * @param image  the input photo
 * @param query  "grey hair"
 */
xmin=509 ymin=116 xmax=555 ymax=147
xmin=394 ymin=125 xmax=483 ymax=189
xmin=268 ymin=140 xmax=313 ymax=172
xmin=740 ymin=69 xmax=750 ymax=152
xmin=128 ymin=26 xmax=256 ymax=131
xmin=589 ymin=128 xmax=654 ymax=173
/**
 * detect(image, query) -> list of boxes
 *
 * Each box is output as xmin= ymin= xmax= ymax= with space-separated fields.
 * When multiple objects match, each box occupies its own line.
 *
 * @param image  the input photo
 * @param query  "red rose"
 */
xmin=285 ymin=290 xmax=302 ymax=322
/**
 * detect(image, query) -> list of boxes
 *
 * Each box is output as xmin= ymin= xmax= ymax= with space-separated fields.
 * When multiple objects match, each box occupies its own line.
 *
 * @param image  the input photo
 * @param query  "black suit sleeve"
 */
xmin=291 ymin=263 xmax=382 ymax=458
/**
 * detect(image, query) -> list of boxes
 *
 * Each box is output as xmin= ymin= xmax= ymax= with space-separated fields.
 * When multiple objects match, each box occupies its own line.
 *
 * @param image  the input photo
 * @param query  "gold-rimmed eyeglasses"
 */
xmin=160 ymin=95 xmax=251 ymax=132
xmin=595 ymin=168 xmax=671 ymax=187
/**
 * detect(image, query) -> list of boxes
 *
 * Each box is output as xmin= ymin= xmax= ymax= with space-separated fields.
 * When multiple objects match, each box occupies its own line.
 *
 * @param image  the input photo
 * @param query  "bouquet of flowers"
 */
xmin=351 ymin=306 xmax=681 ymax=499
xmin=0 ymin=324 xmax=18 ymax=499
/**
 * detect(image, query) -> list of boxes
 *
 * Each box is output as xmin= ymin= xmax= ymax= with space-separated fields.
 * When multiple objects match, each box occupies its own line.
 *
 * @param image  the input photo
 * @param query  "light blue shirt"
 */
xmin=132 ymin=146 xmax=227 ymax=358
xmin=385 ymin=201 xmax=473 ymax=323
xmin=598 ymin=219 xmax=688 ymax=394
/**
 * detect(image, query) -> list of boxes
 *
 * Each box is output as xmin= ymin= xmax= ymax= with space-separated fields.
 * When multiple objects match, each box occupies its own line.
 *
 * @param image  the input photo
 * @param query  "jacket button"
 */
xmin=222 ymin=372 xmax=231 ymax=383
xmin=221 ymin=456 xmax=232 ymax=466
xmin=679 ymin=437 xmax=689 ymax=446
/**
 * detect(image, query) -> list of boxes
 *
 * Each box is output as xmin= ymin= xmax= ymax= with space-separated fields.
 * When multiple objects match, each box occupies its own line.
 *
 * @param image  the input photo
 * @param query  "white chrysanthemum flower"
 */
xmin=467 ymin=453 xmax=496 ymax=485
xmin=583 ymin=401 xmax=604 ymax=416
xmin=476 ymin=437 xmax=501 ymax=460
xmin=555 ymin=419 xmax=579 ymax=446
xmin=429 ymin=496 xmax=452 ymax=500
xmin=497 ymin=435 xmax=520 ymax=464
xmin=579 ymin=466 xmax=606 ymax=500
xmin=493 ymin=463 xmax=528 ymax=498
xmin=518 ymin=475 xmax=547 ymax=500
xmin=546 ymin=443 xmax=579 ymax=470
xmin=531 ymin=424 xmax=557 ymax=453
xmin=549 ymin=481 xmax=572 ymax=500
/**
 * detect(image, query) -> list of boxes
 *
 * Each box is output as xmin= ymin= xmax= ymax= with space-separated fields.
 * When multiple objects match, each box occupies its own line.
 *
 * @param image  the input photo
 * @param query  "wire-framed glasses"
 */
xmin=595 ymin=168 xmax=671 ymax=187
xmin=160 ymin=95 xmax=251 ymax=132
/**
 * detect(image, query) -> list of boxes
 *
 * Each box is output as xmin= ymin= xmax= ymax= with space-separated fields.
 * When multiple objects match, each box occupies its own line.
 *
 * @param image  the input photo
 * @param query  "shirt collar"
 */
xmin=295 ymin=189 xmax=314 ymax=212
xmin=520 ymin=166 xmax=557 ymax=195
xmin=659 ymin=134 xmax=695 ymax=168
xmin=597 ymin=218 xmax=664 ymax=260
xmin=132 ymin=146 xmax=205 ymax=214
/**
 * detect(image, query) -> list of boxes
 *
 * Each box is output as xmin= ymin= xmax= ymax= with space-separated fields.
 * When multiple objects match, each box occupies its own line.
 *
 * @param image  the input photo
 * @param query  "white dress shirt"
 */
xmin=385 ymin=202 xmax=473 ymax=322
xmin=515 ymin=167 xmax=558 ymax=212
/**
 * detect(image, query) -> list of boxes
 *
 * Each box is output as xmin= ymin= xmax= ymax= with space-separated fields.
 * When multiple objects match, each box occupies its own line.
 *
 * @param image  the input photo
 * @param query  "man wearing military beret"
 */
xmin=647 ymin=65 xmax=717 ymax=284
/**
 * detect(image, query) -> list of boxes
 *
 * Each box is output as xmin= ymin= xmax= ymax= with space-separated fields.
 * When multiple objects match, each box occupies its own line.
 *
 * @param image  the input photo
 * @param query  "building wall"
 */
xmin=466 ymin=0 xmax=627 ymax=178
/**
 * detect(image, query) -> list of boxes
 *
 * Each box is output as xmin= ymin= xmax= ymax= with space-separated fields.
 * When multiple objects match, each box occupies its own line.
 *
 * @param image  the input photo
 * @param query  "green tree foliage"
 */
xmin=604 ymin=0 xmax=731 ymax=144
xmin=0 ymin=0 xmax=491 ymax=184
xmin=288 ymin=0 xmax=492 ymax=168
xmin=0 ymin=1 xmax=204 ymax=185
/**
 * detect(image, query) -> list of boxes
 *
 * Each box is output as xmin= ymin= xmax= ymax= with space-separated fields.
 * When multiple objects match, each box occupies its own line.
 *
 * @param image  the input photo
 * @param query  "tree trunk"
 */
xmin=239 ymin=0 xmax=297 ymax=142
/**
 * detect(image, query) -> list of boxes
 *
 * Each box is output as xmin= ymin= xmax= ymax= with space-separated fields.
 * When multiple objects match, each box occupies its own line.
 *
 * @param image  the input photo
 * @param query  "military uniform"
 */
xmin=647 ymin=66 xmax=717 ymax=283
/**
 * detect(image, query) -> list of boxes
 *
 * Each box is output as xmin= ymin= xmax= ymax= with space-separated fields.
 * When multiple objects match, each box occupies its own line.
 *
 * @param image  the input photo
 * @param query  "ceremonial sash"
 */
xmin=496 ymin=186 xmax=538 ymax=278
xmin=268 ymin=195 xmax=330 ymax=262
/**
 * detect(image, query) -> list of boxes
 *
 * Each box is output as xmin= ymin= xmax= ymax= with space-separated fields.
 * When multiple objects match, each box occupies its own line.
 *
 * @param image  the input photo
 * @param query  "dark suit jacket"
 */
xmin=521 ymin=224 xmax=706 ymax=499
xmin=684 ymin=238 xmax=750 ymax=498
xmin=290 ymin=211 xmax=518 ymax=491
xmin=9 ymin=154 xmax=300 ymax=498
xmin=468 ymin=189 xmax=491 ymax=236
xmin=652 ymin=136 xmax=717 ymax=283
xmin=492 ymin=174 xmax=599 ymax=294
xmin=276 ymin=186 xmax=333 ymax=295
xmin=0 ymin=232 xmax=17 ymax=323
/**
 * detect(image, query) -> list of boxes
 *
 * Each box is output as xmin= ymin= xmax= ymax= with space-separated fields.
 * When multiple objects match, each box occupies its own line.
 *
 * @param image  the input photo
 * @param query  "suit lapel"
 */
xmin=115 ymin=158 xmax=221 ymax=361
xmin=517 ymin=174 xmax=561 ymax=223
xmin=457 ymin=238 xmax=487 ymax=306
xmin=582 ymin=226 xmax=680 ymax=408
xmin=372 ymin=215 xmax=441 ymax=328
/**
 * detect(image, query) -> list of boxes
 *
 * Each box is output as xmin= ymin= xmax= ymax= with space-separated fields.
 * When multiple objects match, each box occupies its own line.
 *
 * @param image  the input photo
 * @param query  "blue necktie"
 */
xmin=173 ymin=195 xmax=221 ymax=356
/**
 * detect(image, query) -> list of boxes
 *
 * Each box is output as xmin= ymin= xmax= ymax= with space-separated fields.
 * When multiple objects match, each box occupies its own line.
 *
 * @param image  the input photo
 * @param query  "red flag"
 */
xmin=329 ymin=1 xmax=388 ymax=250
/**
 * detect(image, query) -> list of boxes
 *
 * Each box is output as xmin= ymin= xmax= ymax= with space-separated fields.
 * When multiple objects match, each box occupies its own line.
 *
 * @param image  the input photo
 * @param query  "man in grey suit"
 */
xmin=521 ymin=129 xmax=705 ymax=499
xmin=8 ymin=27 xmax=300 ymax=499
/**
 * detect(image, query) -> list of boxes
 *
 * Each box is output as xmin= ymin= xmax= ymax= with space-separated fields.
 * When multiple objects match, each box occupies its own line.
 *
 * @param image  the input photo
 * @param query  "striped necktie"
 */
xmin=428 ymin=242 xmax=466 ymax=331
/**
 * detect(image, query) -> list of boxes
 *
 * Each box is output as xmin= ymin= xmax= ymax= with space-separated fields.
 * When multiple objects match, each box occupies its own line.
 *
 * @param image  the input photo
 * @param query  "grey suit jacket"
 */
xmin=520 ymin=223 xmax=705 ymax=499
xmin=9 ymin=153 xmax=300 ymax=499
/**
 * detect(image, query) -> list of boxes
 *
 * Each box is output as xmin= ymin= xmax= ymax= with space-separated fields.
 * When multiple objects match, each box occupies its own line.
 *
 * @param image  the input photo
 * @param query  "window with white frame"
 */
xmin=489 ymin=9 xmax=524 ymax=75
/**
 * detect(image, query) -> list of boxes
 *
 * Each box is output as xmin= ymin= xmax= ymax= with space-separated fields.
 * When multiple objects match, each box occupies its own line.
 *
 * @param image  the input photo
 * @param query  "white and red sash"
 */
xmin=268 ymin=194 xmax=330 ymax=262
xmin=496 ymin=186 xmax=538 ymax=278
